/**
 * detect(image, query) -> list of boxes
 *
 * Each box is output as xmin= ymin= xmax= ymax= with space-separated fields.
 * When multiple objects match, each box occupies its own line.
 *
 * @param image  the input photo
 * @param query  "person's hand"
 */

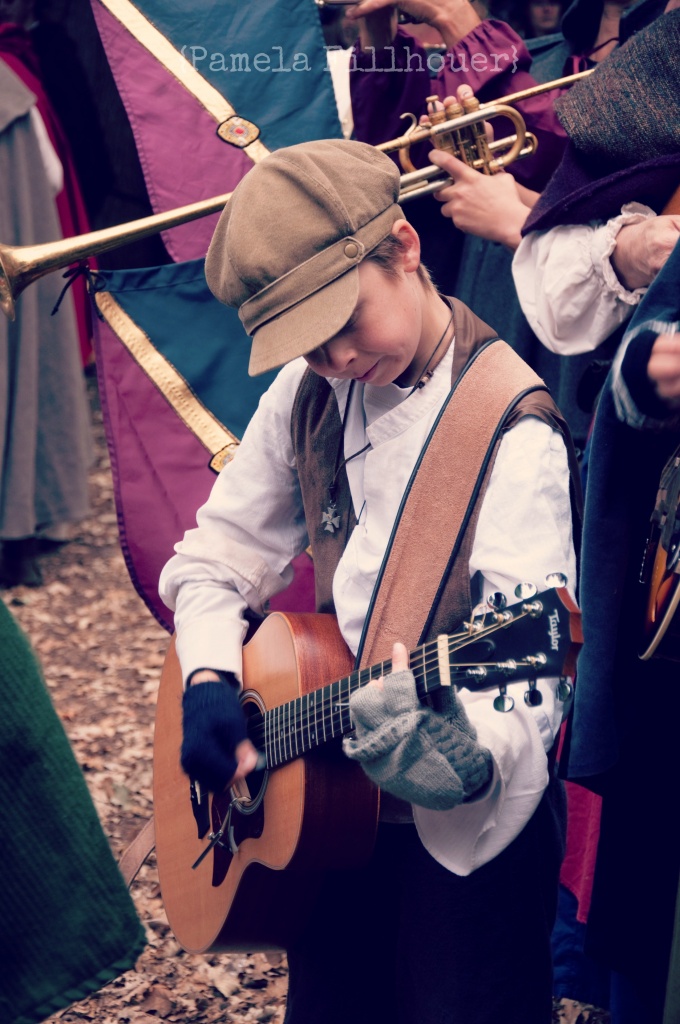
xmin=181 ymin=672 xmax=258 ymax=792
xmin=343 ymin=642 xmax=493 ymax=810
xmin=430 ymin=147 xmax=531 ymax=248
xmin=345 ymin=0 xmax=481 ymax=49
xmin=611 ymin=216 xmax=680 ymax=292
xmin=365 ymin=641 xmax=410 ymax=691
xmin=647 ymin=333 xmax=680 ymax=407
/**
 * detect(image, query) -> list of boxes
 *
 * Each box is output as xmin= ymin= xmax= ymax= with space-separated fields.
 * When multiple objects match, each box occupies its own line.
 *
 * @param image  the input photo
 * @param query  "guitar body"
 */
xmin=641 ymin=538 xmax=680 ymax=661
xmin=640 ymin=443 xmax=680 ymax=661
xmin=154 ymin=612 xmax=379 ymax=953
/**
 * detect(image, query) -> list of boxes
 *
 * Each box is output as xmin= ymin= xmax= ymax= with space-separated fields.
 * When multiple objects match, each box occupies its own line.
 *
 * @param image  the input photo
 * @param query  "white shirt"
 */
xmin=160 ymin=343 xmax=577 ymax=876
xmin=326 ymin=47 xmax=354 ymax=140
xmin=512 ymin=203 xmax=656 ymax=355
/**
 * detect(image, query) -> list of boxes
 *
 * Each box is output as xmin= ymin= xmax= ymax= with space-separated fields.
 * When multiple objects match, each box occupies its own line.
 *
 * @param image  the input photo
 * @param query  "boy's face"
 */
xmin=303 ymin=257 xmax=428 ymax=389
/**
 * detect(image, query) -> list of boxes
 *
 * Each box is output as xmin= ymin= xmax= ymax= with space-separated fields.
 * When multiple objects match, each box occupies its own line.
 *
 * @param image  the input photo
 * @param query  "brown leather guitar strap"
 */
xmin=118 ymin=816 xmax=155 ymax=889
xmin=358 ymin=339 xmax=546 ymax=668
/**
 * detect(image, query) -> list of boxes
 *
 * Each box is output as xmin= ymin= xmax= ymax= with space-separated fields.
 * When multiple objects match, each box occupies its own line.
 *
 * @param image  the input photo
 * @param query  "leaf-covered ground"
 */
xmin=2 ymin=375 xmax=610 ymax=1024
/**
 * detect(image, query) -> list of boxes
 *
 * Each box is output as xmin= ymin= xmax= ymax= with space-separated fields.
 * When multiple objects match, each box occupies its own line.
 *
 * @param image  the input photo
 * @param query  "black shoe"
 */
xmin=0 ymin=538 xmax=44 ymax=588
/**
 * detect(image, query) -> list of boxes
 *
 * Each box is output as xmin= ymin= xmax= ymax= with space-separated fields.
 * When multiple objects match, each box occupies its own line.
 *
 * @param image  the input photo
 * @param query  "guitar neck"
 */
xmin=258 ymin=644 xmax=439 ymax=771
xmin=249 ymin=595 xmax=565 ymax=770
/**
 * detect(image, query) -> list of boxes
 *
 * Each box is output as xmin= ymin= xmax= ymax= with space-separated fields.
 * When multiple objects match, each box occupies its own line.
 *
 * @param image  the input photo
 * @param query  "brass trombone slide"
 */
xmin=0 ymin=192 xmax=233 ymax=321
xmin=0 ymin=69 xmax=593 ymax=321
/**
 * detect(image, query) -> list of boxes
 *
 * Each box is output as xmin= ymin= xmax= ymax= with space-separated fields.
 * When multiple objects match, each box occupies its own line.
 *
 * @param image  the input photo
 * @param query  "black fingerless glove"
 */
xmin=180 ymin=671 xmax=248 ymax=792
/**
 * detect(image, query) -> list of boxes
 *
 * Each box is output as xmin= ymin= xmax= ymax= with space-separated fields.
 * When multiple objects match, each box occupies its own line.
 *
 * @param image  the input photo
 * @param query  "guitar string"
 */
xmin=245 ymin=605 xmax=540 ymax=720
xmin=246 ymin=649 xmax=552 ymax=752
xmin=241 ymin=603 xmax=562 ymax=758
xmin=245 ymin=664 xmax=510 ymax=752
xmin=243 ymin=608 xmax=549 ymax=747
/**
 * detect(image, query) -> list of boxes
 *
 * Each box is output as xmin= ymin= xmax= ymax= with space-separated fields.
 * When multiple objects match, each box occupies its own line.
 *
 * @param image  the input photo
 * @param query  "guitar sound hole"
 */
xmin=241 ymin=764 xmax=267 ymax=805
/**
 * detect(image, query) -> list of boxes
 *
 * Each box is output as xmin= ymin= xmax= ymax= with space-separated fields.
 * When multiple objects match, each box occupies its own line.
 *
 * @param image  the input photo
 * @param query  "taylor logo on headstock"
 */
xmin=547 ymin=610 xmax=561 ymax=651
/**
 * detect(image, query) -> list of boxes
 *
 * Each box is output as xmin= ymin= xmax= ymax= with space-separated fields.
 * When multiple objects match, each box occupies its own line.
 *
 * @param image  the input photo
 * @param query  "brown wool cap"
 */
xmin=204 ymin=139 xmax=403 ymax=375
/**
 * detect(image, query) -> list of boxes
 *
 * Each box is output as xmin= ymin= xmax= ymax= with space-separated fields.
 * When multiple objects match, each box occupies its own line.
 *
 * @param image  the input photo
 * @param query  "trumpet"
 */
xmin=0 ymin=69 xmax=592 ymax=320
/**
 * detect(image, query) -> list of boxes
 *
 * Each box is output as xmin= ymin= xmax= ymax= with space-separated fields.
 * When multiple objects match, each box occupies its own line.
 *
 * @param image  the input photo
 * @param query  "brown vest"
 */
xmin=291 ymin=298 xmax=580 ymax=664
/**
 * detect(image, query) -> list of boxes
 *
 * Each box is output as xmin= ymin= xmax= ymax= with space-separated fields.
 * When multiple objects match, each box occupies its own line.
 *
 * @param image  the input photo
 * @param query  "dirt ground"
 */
xmin=2 ymin=375 xmax=610 ymax=1024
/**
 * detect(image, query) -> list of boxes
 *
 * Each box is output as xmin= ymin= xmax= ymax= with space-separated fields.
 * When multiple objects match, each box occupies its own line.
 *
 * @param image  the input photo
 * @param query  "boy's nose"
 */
xmin=322 ymin=339 xmax=357 ymax=374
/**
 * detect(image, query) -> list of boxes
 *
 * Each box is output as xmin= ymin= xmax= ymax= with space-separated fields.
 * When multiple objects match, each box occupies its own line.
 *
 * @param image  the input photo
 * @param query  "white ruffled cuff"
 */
xmin=592 ymin=202 xmax=656 ymax=304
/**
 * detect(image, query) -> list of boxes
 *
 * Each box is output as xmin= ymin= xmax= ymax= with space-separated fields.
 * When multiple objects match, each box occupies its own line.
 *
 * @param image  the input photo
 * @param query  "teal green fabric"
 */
xmin=0 ymin=599 xmax=145 ymax=1024
xmin=95 ymin=260 xmax=277 ymax=438
xmin=136 ymin=0 xmax=342 ymax=151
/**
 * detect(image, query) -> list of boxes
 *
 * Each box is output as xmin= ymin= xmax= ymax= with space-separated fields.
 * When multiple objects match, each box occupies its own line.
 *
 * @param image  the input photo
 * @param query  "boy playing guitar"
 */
xmin=160 ymin=139 xmax=578 ymax=1024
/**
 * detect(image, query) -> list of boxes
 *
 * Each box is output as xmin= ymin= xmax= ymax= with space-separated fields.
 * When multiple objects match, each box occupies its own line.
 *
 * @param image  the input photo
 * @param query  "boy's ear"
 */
xmin=390 ymin=219 xmax=421 ymax=272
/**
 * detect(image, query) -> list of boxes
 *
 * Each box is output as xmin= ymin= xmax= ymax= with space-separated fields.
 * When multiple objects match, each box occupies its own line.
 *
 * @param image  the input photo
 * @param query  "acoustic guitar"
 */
xmin=154 ymin=585 xmax=580 ymax=954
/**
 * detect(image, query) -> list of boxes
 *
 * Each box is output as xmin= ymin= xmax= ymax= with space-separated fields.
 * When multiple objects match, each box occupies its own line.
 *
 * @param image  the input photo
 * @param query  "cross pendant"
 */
xmin=321 ymin=503 xmax=341 ymax=534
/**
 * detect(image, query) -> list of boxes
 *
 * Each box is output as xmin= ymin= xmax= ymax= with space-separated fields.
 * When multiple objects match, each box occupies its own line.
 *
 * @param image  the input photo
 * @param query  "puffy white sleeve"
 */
xmin=158 ymin=359 xmax=310 ymax=685
xmin=512 ymin=203 xmax=655 ymax=355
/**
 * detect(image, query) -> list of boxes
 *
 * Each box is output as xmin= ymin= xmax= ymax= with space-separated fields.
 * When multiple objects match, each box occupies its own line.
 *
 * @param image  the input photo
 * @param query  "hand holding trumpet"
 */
xmin=428 ymin=87 xmax=538 ymax=249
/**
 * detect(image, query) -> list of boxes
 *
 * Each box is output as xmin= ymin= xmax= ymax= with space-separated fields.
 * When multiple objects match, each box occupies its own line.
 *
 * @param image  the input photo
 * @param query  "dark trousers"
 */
xmin=284 ymin=784 xmax=564 ymax=1024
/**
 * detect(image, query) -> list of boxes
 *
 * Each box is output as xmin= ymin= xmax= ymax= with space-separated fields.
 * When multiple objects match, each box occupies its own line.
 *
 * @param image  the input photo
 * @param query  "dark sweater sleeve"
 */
xmin=350 ymin=28 xmax=431 ymax=148
xmin=613 ymin=238 xmax=680 ymax=429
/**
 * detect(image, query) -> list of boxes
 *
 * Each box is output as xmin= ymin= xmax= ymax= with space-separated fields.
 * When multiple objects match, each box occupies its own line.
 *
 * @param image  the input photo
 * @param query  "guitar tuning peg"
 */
xmin=545 ymin=572 xmax=568 ymax=589
xmin=493 ymin=684 xmax=515 ymax=713
xmin=514 ymin=582 xmax=537 ymax=599
xmin=487 ymin=592 xmax=507 ymax=611
xmin=557 ymin=678 xmax=574 ymax=703
xmin=466 ymin=604 xmax=488 ymax=633
xmin=523 ymin=678 xmax=543 ymax=707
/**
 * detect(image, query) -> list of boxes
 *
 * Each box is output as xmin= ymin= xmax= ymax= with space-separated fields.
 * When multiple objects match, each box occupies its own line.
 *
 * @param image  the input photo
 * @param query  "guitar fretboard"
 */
xmin=244 ymin=592 xmax=567 ymax=771
xmin=247 ymin=614 xmax=523 ymax=769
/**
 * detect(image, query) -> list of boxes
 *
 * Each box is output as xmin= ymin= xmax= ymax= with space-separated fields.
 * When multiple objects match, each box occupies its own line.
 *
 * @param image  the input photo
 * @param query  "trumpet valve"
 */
xmin=425 ymin=95 xmax=444 ymax=122
xmin=460 ymin=94 xmax=495 ymax=173
xmin=462 ymin=95 xmax=481 ymax=114
xmin=426 ymin=95 xmax=459 ymax=156
xmin=443 ymin=98 xmax=464 ymax=120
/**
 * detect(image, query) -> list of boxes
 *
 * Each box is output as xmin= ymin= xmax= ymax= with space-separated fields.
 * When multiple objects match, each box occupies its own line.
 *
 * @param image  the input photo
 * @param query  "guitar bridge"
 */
xmin=190 ymin=778 xmax=211 ymax=840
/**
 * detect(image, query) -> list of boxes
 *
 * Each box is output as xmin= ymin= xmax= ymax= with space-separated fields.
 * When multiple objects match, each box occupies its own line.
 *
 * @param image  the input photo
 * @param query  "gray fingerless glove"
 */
xmin=343 ymin=670 xmax=493 ymax=811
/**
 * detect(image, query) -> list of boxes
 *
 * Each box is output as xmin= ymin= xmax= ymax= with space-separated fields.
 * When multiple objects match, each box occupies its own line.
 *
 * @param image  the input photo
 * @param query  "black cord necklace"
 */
xmin=321 ymin=300 xmax=455 ymax=535
xmin=322 ymin=380 xmax=370 ymax=534
xmin=405 ymin=300 xmax=454 ymax=396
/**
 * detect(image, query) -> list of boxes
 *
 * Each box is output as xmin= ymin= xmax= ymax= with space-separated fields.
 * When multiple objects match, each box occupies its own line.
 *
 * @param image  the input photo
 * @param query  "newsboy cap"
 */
xmin=204 ymin=139 xmax=403 ymax=376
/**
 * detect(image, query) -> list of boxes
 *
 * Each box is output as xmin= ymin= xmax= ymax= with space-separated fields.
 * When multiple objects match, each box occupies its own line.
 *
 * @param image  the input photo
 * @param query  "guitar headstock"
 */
xmin=448 ymin=575 xmax=580 ymax=712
